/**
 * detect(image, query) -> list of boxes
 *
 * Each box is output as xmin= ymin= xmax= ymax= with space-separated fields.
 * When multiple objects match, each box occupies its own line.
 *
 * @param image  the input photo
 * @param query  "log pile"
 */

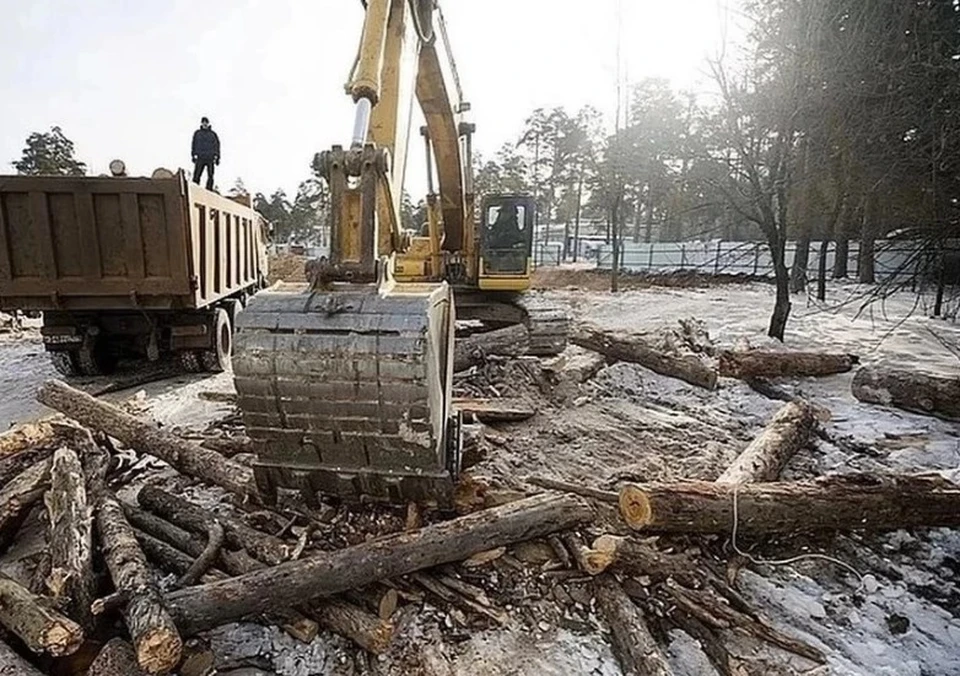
xmin=0 ymin=366 xmax=957 ymax=676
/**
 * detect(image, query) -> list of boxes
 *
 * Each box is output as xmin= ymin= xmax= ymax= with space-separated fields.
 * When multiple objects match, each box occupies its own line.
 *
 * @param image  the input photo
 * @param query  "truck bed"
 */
xmin=0 ymin=172 xmax=266 ymax=311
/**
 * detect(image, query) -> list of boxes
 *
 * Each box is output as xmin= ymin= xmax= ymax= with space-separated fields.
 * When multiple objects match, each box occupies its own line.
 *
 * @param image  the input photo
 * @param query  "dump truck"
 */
xmin=0 ymin=170 xmax=268 ymax=375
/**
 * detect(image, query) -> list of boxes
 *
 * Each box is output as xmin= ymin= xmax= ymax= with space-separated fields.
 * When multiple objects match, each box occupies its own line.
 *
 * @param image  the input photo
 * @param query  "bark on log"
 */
xmin=571 ymin=326 xmax=717 ymax=390
xmin=852 ymin=365 xmax=960 ymax=421
xmin=455 ymin=324 xmax=530 ymax=372
xmin=134 ymin=530 xmax=225 ymax=584
xmin=0 ymin=636 xmax=45 ymax=676
xmin=0 ymin=447 xmax=53 ymax=491
xmin=0 ymin=458 xmax=51 ymax=553
xmin=137 ymin=485 xmax=289 ymax=566
xmin=36 ymin=379 xmax=255 ymax=498
xmin=583 ymin=535 xmax=701 ymax=586
xmin=453 ymin=398 xmax=535 ymax=423
xmin=715 ymin=401 xmax=815 ymax=485
xmin=97 ymin=495 xmax=182 ymax=674
xmin=618 ymin=474 xmax=960 ymax=536
xmin=593 ymin=575 xmax=674 ymax=676
xmin=44 ymin=446 xmax=96 ymax=631
xmin=125 ymin=503 xmax=392 ymax=652
xmin=718 ymin=350 xmax=858 ymax=380
xmin=177 ymin=521 xmax=225 ymax=587
xmin=307 ymin=600 xmax=395 ymax=654
xmin=87 ymin=638 xmax=149 ymax=676
xmin=165 ymin=494 xmax=593 ymax=635
xmin=0 ymin=572 xmax=83 ymax=656
xmin=0 ymin=421 xmax=57 ymax=460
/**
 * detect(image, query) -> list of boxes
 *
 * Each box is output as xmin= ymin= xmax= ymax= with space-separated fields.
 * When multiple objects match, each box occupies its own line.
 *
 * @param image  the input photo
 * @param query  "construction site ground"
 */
xmin=2 ymin=263 xmax=960 ymax=675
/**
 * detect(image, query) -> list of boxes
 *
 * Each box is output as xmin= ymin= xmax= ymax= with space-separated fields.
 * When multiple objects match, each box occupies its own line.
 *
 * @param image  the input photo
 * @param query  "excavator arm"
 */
xmin=318 ymin=0 xmax=473 ymax=286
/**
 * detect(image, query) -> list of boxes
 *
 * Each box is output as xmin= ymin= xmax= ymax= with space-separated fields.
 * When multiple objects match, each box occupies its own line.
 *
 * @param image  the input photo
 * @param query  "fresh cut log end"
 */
xmin=42 ymin=622 xmax=84 ymax=657
xmin=582 ymin=534 xmax=623 ymax=576
xmin=619 ymin=485 xmax=652 ymax=531
xmin=135 ymin=625 xmax=183 ymax=675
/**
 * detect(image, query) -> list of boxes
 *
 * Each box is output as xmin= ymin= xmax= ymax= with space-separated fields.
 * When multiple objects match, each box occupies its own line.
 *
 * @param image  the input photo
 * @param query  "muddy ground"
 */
xmin=4 ymin=275 xmax=960 ymax=675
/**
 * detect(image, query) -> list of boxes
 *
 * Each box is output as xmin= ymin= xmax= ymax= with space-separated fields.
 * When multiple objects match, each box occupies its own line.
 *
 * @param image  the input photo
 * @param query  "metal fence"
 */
xmin=593 ymin=239 xmax=945 ymax=282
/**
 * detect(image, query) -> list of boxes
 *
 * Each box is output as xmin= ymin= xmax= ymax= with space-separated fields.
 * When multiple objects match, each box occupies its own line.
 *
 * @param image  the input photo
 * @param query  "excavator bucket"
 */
xmin=233 ymin=281 xmax=460 ymax=507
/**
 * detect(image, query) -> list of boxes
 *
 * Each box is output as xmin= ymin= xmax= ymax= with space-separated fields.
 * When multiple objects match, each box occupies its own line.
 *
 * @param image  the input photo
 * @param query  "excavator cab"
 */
xmin=478 ymin=195 xmax=536 ymax=289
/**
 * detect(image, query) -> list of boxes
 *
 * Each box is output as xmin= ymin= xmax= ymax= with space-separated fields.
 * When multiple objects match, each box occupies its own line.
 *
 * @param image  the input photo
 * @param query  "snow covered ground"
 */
xmin=4 ymin=279 xmax=960 ymax=675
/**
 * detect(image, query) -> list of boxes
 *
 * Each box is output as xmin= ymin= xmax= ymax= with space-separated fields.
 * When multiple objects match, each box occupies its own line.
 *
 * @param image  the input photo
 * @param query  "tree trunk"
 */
xmin=833 ymin=237 xmax=849 ymax=278
xmin=0 ymin=458 xmax=51 ymax=553
xmin=0 ymin=572 xmax=83 ymax=657
xmin=716 ymin=402 xmax=815 ymax=484
xmin=36 ymin=379 xmax=255 ymax=499
xmin=593 ymin=575 xmax=674 ymax=676
xmin=858 ymin=194 xmax=877 ymax=284
xmin=768 ymin=257 xmax=791 ymax=341
xmin=717 ymin=350 xmax=858 ymax=380
xmin=611 ymin=196 xmax=622 ymax=293
xmin=307 ymin=600 xmax=395 ymax=654
xmin=790 ymin=235 xmax=810 ymax=293
xmin=454 ymin=324 xmax=530 ymax=372
xmin=138 ymin=486 xmax=289 ymax=566
xmin=633 ymin=195 xmax=642 ymax=243
xmin=573 ymin=167 xmax=584 ymax=263
xmin=618 ymin=474 xmax=960 ymax=536
xmin=571 ymin=326 xmax=717 ymax=390
xmin=164 ymin=494 xmax=592 ymax=635
xmin=816 ymin=239 xmax=829 ymax=301
xmin=852 ymin=366 xmax=960 ymax=421
xmin=97 ymin=494 xmax=182 ymax=674
xmin=0 ymin=636 xmax=45 ymax=676
xmin=44 ymin=447 xmax=95 ymax=631
xmin=87 ymin=638 xmax=149 ymax=676
xmin=644 ymin=187 xmax=655 ymax=243
xmin=583 ymin=535 xmax=703 ymax=588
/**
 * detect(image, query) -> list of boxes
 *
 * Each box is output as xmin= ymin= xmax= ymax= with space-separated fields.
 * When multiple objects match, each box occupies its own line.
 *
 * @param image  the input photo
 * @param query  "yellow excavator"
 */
xmin=233 ymin=0 xmax=568 ymax=507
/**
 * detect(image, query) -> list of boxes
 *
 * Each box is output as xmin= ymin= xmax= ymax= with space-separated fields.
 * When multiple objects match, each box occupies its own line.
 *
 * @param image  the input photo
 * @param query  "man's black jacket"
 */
xmin=192 ymin=127 xmax=220 ymax=160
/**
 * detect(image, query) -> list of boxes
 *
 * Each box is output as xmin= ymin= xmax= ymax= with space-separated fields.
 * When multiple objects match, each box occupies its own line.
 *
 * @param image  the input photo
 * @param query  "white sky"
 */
xmin=0 ymin=0 xmax=735 ymax=198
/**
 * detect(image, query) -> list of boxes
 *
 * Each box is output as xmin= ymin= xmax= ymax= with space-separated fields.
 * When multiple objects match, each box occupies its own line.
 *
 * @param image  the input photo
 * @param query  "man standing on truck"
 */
xmin=191 ymin=117 xmax=220 ymax=191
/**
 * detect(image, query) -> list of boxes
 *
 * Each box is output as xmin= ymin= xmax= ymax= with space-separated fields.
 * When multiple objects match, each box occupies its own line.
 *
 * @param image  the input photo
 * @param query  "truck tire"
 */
xmin=201 ymin=308 xmax=232 ymax=373
xmin=178 ymin=351 xmax=202 ymax=372
xmin=50 ymin=351 xmax=80 ymax=377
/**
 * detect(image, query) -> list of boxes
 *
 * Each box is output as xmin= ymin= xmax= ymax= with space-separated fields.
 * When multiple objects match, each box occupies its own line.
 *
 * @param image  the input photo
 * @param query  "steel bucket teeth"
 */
xmin=233 ymin=282 xmax=456 ymax=506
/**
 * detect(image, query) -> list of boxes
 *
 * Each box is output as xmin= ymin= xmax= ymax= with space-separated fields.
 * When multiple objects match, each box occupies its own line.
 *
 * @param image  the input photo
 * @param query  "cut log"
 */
xmin=718 ymin=349 xmax=858 ymax=380
xmin=137 ymin=485 xmax=289 ymax=566
xmin=36 ymin=379 xmax=255 ymax=498
xmin=618 ymin=474 xmax=960 ymax=536
xmin=44 ymin=446 xmax=96 ymax=631
xmin=852 ymin=365 xmax=960 ymax=421
xmin=134 ymin=530 xmax=224 ymax=584
xmin=571 ymin=326 xmax=717 ymax=390
xmin=715 ymin=401 xmax=815 ymax=485
xmin=87 ymin=638 xmax=149 ymax=676
xmin=0 ymin=446 xmax=54 ymax=491
xmin=453 ymin=398 xmax=535 ymax=423
xmin=412 ymin=572 xmax=509 ymax=626
xmin=582 ymin=535 xmax=701 ymax=586
xmin=454 ymin=324 xmax=530 ymax=372
xmin=0 ymin=572 xmax=83 ymax=656
xmin=593 ymin=575 xmax=674 ymax=676
xmin=0 ymin=458 xmax=51 ymax=553
xmin=0 ymin=421 xmax=57 ymax=460
xmin=164 ymin=494 xmax=593 ymax=635
xmin=124 ymin=503 xmax=393 ymax=652
xmin=307 ymin=600 xmax=395 ymax=654
xmin=96 ymin=494 xmax=182 ymax=674
xmin=177 ymin=521 xmax=225 ymax=587
xmin=0 ymin=635 xmax=45 ymax=676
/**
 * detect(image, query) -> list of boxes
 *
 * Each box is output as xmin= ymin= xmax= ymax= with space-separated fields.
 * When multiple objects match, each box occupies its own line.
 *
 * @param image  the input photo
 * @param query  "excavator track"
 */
xmin=513 ymin=295 xmax=570 ymax=356
xmin=233 ymin=282 xmax=459 ymax=507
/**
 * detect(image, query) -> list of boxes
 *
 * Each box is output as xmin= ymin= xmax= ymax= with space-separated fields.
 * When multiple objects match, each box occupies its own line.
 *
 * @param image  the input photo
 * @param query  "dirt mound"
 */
xmin=268 ymin=254 xmax=307 ymax=284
